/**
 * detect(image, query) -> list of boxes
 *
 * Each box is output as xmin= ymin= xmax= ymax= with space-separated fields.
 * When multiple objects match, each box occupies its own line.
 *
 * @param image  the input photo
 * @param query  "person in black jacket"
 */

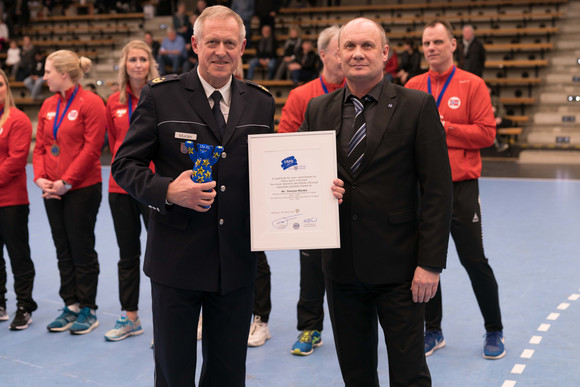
xmin=246 ymin=24 xmax=278 ymax=80
xmin=396 ymin=39 xmax=422 ymax=85
xmin=456 ymin=25 xmax=486 ymax=77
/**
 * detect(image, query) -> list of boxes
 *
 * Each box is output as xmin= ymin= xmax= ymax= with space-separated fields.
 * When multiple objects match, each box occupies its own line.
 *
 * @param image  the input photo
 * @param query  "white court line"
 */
xmin=557 ymin=303 xmax=570 ymax=310
xmin=521 ymin=349 xmax=535 ymax=359
xmin=511 ymin=364 xmax=526 ymax=374
xmin=546 ymin=312 xmax=560 ymax=320
xmin=569 ymin=294 xmax=579 ymax=301
xmin=529 ymin=336 xmax=543 ymax=344
xmin=538 ymin=323 xmax=551 ymax=332
xmin=502 ymin=380 xmax=517 ymax=387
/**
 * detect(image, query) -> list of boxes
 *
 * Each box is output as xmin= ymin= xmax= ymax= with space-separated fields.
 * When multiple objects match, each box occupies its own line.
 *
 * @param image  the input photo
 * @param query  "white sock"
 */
xmin=67 ymin=303 xmax=80 ymax=313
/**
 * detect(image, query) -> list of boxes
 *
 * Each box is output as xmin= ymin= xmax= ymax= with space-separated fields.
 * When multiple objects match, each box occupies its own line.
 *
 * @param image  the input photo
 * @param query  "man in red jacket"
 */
xmin=406 ymin=19 xmax=505 ymax=360
xmin=278 ymin=25 xmax=345 ymax=356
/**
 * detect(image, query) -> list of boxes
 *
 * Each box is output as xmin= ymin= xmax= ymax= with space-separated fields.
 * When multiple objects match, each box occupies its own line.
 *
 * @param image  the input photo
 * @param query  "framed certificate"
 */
xmin=248 ymin=131 xmax=340 ymax=251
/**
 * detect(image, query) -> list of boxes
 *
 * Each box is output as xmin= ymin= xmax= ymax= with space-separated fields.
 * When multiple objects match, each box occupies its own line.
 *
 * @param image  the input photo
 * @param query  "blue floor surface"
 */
xmin=0 ymin=166 xmax=579 ymax=386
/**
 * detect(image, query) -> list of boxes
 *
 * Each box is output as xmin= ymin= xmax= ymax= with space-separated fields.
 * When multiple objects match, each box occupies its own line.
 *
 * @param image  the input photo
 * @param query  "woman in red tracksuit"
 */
xmin=33 ymin=50 xmax=106 ymax=335
xmin=104 ymin=40 xmax=159 ymax=342
xmin=0 ymin=69 xmax=37 ymax=331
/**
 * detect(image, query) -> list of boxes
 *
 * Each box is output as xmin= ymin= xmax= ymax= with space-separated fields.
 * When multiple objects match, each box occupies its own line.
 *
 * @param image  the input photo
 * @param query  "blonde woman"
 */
xmin=104 ymin=40 xmax=158 ymax=341
xmin=33 ymin=50 xmax=106 ymax=335
xmin=0 ymin=69 xmax=37 ymax=330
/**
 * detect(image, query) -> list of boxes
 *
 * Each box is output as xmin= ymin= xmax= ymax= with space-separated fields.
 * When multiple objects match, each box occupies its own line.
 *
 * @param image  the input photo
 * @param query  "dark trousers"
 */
xmin=425 ymin=179 xmax=503 ymax=332
xmin=0 ymin=205 xmax=37 ymax=312
xmin=151 ymin=280 xmax=254 ymax=387
xmin=326 ymin=278 xmax=431 ymax=387
xmin=297 ymin=249 xmax=325 ymax=331
xmin=44 ymin=183 xmax=102 ymax=310
xmin=109 ymin=192 xmax=150 ymax=312
xmin=253 ymin=251 xmax=271 ymax=322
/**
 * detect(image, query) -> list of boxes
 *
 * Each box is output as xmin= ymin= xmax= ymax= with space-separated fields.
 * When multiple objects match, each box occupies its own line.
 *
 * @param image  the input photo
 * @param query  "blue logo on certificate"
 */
xmin=281 ymin=156 xmax=298 ymax=170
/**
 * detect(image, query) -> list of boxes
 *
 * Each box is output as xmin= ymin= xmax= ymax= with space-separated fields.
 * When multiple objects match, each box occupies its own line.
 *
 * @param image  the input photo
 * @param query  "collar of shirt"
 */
xmin=197 ymin=66 xmax=232 ymax=110
xmin=59 ymin=84 xmax=79 ymax=102
xmin=343 ymin=77 xmax=383 ymax=105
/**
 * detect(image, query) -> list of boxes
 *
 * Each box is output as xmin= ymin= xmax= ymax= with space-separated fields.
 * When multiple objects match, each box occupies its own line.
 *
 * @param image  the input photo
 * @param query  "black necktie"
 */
xmin=210 ymin=90 xmax=226 ymax=138
xmin=348 ymin=95 xmax=372 ymax=174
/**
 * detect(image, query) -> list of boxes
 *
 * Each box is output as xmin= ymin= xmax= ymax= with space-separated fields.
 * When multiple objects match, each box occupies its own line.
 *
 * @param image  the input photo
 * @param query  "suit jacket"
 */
xmin=301 ymin=80 xmax=453 ymax=284
xmin=456 ymin=37 xmax=486 ymax=77
xmin=112 ymin=69 xmax=275 ymax=294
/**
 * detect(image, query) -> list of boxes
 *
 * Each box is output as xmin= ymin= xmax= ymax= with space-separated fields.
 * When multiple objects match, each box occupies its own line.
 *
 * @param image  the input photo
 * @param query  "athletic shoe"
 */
xmin=104 ymin=315 xmax=143 ymax=341
xmin=47 ymin=306 xmax=79 ymax=332
xmin=425 ymin=330 xmax=446 ymax=356
xmin=483 ymin=331 xmax=506 ymax=359
xmin=247 ymin=315 xmax=271 ymax=347
xmin=291 ymin=330 xmax=323 ymax=356
xmin=9 ymin=307 xmax=32 ymax=330
xmin=197 ymin=315 xmax=202 ymax=340
xmin=0 ymin=306 xmax=8 ymax=321
xmin=69 ymin=307 xmax=99 ymax=335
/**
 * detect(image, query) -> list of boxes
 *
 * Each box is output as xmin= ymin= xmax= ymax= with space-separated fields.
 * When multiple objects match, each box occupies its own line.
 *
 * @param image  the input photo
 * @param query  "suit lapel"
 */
xmin=185 ymin=70 xmax=222 ymax=142
xmin=222 ymin=79 xmax=246 ymax=146
xmin=329 ymin=89 xmax=350 ymax=176
xmin=360 ymin=81 xmax=397 ymax=171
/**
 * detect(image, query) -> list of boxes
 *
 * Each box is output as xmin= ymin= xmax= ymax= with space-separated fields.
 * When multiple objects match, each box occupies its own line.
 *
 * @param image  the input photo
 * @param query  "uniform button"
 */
xmin=220 ymin=185 xmax=226 ymax=192
xmin=352 ymin=183 xmax=358 ymax=189
xmin=352 ymin=214 xmax=358 ymax=221
xmin=219 ymin=219 xmax=224 ymax=225
xmin=221 ymin=152 xmax=227 ymax=159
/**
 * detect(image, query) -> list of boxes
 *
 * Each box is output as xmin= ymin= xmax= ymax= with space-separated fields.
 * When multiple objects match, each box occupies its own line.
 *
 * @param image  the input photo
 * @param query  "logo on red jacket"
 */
xmin=448 ymin=97 xmax=461 ymax=109
xmin=0 ymin=128 xmax=3 ymax=136
xmin=47 ymin=112 xmax=56 ymax=120
xmin=68 ymin=110 xmax=79 ymax=121
xmin=116 ymin=108 xmax=127 ymax=118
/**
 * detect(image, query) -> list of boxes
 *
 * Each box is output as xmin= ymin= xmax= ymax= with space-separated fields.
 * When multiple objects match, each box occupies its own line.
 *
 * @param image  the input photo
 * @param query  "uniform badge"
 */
xmin=152 ymin=77 xmax=165 ymax=84
xmin=448 ymin=97 xmax=461 ymax=109
xmin=68 ymin=110 xmax=79 ymax=120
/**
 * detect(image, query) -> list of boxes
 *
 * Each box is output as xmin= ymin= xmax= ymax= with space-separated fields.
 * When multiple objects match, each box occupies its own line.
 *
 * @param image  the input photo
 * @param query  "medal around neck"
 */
xmin=185 ymin=141 xmax=224 ymax=183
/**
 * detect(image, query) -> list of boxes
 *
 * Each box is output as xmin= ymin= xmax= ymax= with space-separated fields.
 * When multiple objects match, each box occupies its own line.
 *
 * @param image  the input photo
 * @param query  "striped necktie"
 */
xmin=348 ymin=95 xmax=372 ymax=174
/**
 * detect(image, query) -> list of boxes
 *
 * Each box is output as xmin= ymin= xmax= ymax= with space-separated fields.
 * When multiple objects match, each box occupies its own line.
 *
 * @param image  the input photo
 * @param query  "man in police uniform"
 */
xmin=112 ymin=6 xmax=275 ymax=386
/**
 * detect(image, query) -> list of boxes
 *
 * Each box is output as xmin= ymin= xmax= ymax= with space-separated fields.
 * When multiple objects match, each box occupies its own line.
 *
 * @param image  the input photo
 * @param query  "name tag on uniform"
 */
xmin=175 ymin=132 xmax=197 ymax=140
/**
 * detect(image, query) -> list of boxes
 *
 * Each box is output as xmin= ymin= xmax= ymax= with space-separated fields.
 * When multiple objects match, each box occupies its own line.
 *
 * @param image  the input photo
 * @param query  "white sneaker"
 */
xmin=197 ymin=315 xmax=202 ymax=340
xmin=247 ymin=315 xmax=271 ymax=347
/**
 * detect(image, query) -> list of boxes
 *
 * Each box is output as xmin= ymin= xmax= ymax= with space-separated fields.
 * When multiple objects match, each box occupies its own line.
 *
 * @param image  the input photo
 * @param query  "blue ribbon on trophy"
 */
xmin=185 ymin=141 xmax=224 ymax=208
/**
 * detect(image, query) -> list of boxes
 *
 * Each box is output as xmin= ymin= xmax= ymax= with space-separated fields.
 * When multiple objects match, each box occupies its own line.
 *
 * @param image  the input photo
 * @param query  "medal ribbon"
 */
xmin=427 ymin=66 xmax=455 ymax=109
xmin=53 ymin=85 xmax=79 ymax=141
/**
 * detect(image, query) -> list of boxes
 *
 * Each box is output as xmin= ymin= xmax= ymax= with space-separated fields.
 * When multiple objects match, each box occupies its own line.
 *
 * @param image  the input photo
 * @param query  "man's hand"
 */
xmin=331 ymin=178 xmax=345 ymax=204
xmin=166 ymin=170 xmax=216 ymax=212
xmin=411 ymin=266 xmax=440 ymax=303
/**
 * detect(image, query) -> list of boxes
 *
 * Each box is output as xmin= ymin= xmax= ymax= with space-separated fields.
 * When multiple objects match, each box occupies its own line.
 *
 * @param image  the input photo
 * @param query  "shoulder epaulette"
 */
xmin=149 ymin=74 xmax=180 ymax=87
xmin=245 ymin=80 xmax=271 ymax=95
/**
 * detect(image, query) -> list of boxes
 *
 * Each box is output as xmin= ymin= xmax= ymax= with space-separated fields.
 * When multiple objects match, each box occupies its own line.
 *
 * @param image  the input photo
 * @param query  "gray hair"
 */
xmin=317 ymin=25 xmax=340 ymax=52
xmin=194 ymin=5 xmax=246 ymax=44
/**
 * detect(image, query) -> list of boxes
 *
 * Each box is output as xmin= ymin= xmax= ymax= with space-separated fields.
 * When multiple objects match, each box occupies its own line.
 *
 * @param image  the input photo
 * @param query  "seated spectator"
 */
xmin=23 ymin=51 xmax=45 ymax=100
xmin=182 ymin=41 xmax=198 ymax=73
xmin=5 ymin=41 xmax=21 ymax=80
xmin=157 ymin=27 xmax=186 ymax=75
xmin=396 ymin=39 xmax=422 ymax=85
xmin=274 ymin=26 xmax=302 ymax=80
xmin=16 ymin=36 xmax=36 ymax=82
xmin=289 ymin=39 xmax=318 ymax=85
xmin=488 ymin=85 xmax=512 ymax=152
xmin=0 ymin=19 xmax=8 ymax=52
xmin=383 ymin=38 xmax=398 ymax=83
xmin=144 ymin=31 xmax=160 ymax=59
xmin=246 ymin=24 xmax=278 ymax=80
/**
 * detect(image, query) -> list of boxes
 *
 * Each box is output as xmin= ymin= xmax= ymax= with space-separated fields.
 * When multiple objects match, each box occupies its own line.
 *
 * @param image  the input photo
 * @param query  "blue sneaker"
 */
xmin=47 ymin=306 xmax=79 ymax=332
xmin=291 ymin=330 xmax=323 ymax=356
xmin=483 ymin=331 xmax=506 ymax=359
xmin=104 ymin=315 xmax=144 ymax=341
xmin=425 ymin=330 xmax=446 ymax=356
xmin=69 ymin=307 xmax=99 ymax=335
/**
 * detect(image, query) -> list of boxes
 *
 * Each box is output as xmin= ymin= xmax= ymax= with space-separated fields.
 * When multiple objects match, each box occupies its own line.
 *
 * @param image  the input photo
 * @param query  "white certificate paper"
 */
xmin=248 ymin=131 xmax=340 ymax=251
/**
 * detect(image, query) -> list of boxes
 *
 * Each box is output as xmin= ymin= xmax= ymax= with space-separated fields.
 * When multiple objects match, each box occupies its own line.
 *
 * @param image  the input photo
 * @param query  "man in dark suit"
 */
xmin=300 ymin=18 xmax=453 ymax=386
xmin=456 ymin=24 xmax=486 ymax=77
xmin=111 ymin=6 xmax=275 ymax=386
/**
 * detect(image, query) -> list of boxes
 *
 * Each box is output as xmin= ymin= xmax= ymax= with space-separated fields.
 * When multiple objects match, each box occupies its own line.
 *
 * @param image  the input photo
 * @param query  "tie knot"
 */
xmin=351 ymin=95 xmax=373 ymax=113
xmin=211 ymin=90 xmax=222 ymax=104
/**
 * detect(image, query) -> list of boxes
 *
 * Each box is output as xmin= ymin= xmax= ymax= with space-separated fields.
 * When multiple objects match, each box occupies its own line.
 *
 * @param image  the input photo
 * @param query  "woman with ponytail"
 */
xmin=32 ymin=50 xmax=106 ymax=335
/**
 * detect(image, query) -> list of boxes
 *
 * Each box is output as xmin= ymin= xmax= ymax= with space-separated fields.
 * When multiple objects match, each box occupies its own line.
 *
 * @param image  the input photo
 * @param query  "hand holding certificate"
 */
xmin=248 ymin=131 xmax=340 ymax=251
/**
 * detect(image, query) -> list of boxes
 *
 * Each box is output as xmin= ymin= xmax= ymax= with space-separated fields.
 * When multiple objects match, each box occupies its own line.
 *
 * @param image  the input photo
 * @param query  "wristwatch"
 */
xmin=62 ymin=180 xmax=72 ymax=191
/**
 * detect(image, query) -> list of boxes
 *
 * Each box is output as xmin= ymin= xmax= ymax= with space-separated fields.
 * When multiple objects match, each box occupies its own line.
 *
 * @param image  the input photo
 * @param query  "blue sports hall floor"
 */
xmin=1 ymin=161 xmax=579 ymax=386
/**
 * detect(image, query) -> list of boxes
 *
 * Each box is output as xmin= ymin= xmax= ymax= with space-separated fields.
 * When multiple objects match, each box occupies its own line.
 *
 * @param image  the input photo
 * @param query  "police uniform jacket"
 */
xmin=112 ymin=69 xmax=275 ymax=294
